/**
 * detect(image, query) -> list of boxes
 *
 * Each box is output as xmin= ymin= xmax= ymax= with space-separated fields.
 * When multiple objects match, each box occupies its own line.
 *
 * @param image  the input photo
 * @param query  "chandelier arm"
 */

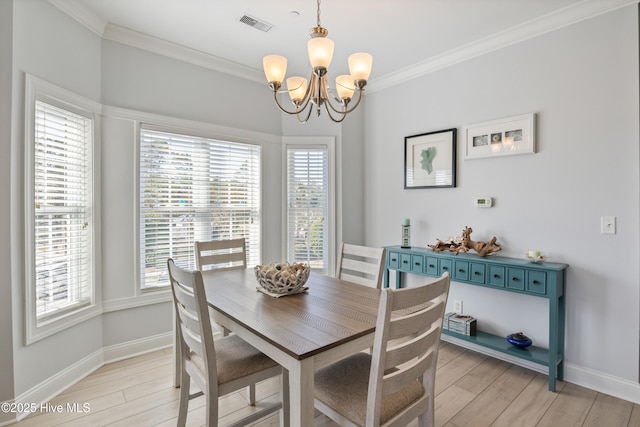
xmin=339 ymin=88 xmax=365 ymax=114
xmin=271 ymin=91 xmax=304 ymax=115
xmin=320 ymin=78 xmax=347 ymax=115
xmin=296 ymin=104 xmax=315 ymax=123
xmin=299 ymin=73 xmax=318 ymax=112
xmin=323 ymin=101 xmax=348 ymax=123
xmin=321 ymin=79 xmax=365 ymax=116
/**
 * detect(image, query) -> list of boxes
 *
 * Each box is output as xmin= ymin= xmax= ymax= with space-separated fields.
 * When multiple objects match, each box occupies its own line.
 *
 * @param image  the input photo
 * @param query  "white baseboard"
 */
xmin=8 ymin=348 xmax=104 ymax=423
xmin=564 ymin=362 xmax=640 ymax=404
xmin=441 ymin=334 xmax=640 ymax=404
xmin=102 ymin=331 xmax=172 ymax=364
xmin=0 ymin=332 xmax=173 ymax=425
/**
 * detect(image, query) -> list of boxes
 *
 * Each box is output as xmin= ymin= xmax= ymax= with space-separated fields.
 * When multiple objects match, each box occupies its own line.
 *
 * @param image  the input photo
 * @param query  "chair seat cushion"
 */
xmin=191 ymin=335 xmax=278 ymax=385
xmin=314 ymin=352 xmax=425 ymax=426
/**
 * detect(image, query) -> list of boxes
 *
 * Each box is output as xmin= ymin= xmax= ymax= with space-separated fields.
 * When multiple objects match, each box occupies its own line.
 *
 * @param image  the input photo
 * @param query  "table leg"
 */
xmin=280 ymin=368 xmax=290 ymax=427
xmin=288 ymin=357 xmax=315 ymax=427
xmin=548 ymin=279 xmax=560 ymax=392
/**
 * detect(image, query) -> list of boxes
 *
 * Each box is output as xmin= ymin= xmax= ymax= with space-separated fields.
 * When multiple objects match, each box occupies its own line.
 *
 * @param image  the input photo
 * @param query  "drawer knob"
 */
xmin=493 ymin=274 xmax=500 ymax=278
xmin=442 ymin=266 xmax=448 ymax=271
xmin=458 ymin=268 xmax=464 ymax=272
xmin=391 ymin=258 xmax=397 ymax=262
xmin=512 ymin=277 xmax=519 ymax=282
xmin=403 ymin=260 xmax=408 ymax=264
xmin=429 ymin=264 xmax=435 ymax=268
xmin=474 ymin=271 xmax=481 ymax=275
xmin=533 ymin=280 xmax=540 ymax=285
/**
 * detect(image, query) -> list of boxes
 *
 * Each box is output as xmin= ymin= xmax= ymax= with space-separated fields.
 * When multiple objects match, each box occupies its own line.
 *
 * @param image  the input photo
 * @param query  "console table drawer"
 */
xmin=400 ymin=254 xmax=412 ymax=271
xmin=439 ymin=258 xmax=452 ymax=275
xmin=425 ymin=257 xmax=438 ymax=275
xmin=487 ymin=265 xmax=506 ymax=288
xmin=411 ymin=255 xmax=424 ymax=274
xmin=527 ymin=271 xmax=547 ymax=295
xmin=388 ymin=251 xmax=400 ymax=269
xmin=454 ymin=260 xmax=469 ymax=281
xmin=507 ymin=268 xmax=525 ymax=291
xmin=470 ymin=263 xmax=486 ymax=284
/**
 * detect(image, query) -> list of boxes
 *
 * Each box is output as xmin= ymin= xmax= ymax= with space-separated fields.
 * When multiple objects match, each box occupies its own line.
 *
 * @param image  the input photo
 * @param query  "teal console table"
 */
xmin=383 ymin=245 xmax=568 ymax=391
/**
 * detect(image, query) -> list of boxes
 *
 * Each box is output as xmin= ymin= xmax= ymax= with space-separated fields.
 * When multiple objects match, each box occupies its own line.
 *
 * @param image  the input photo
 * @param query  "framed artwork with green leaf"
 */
xmin=404 ymin=128 xmax=456 ymax=189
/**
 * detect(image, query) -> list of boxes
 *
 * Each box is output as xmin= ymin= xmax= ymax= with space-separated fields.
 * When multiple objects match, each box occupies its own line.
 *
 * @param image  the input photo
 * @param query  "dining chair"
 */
xmin=195 ymin=238 xmax=247 ymax=271
xmin=195 ymin=238 xmax=247 ymax=339
xmin=336 ymin=243 xmax=386 ymax=288
xmin=314 ymin=272 xmax=451 ymax=427
xmin=168 ymin=259 xmax=289 ymax=427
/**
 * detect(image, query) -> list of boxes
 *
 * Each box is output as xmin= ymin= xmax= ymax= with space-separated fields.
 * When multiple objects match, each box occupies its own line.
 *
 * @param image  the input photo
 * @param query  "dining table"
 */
xmin=190 ymin=267 xmax=381 ymax=427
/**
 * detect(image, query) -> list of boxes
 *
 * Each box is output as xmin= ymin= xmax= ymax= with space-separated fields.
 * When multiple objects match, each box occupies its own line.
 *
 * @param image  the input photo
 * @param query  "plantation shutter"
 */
xmin=286 ymin=147 xmax=329 ymax=274
xmin=139 ymin=128 xmax=261 ymax=289
xmin=33 ymin=100 xmax=93 ymax=322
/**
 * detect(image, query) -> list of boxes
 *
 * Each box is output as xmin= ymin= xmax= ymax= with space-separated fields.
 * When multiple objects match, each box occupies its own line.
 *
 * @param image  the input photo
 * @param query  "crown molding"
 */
xmin=48 ymin=0 xmax=107 ymax=37
xmin=50 ymin=0 xmax=637 ymax=92
xmin=367 ymin=0 xmax=637 ymax=93
xmin=102 ymin=24 xmax=265 ymax=84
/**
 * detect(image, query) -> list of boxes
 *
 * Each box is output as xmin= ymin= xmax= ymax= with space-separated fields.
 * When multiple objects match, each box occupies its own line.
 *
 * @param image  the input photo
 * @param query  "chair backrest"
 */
xmin=367 ymin=272 xmax=450 ymax=427
xmin=195 ymin=238 xmax=247 ymax=271
xmin=336 ymin=243 xmax=386 ymax=288
xmin=167 ymin=258 xmax=217 ymax=395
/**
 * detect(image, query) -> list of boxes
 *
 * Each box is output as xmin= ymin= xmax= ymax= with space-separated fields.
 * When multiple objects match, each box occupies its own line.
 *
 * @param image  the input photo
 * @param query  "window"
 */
xmin=25 ymin=75 xmax=101 ymax=343
xmin=286 ymin=144 xmax=331 ymax=274
xmin=139 ymin=128 xmax=261 ymax=290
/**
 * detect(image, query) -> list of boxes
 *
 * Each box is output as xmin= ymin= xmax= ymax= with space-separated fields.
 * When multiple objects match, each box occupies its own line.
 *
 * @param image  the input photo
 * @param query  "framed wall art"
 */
xmin=404 ymin=128 xmax=456 ymax=189
xmin=463 ymin=113 xmax=536 ymax=160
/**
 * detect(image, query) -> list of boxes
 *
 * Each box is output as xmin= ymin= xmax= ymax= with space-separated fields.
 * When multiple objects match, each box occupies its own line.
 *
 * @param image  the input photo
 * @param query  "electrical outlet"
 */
xmin=454 ymin=300 xmax=463 ymax=314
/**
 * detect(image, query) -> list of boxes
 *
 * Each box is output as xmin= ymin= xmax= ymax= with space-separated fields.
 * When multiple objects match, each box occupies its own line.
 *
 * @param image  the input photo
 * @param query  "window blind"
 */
xmin=33 ymin=100 xmax=92 ymax=322
xmin=286 ymin=147 xmax=329 ymax=273
xmin=139 ymin=129 xmax=261 ymax=289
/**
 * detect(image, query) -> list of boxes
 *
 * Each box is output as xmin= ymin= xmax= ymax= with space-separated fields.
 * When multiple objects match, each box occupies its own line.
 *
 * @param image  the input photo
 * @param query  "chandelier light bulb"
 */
xmin=308 ymin=37 xmax=334 ymax=70
xmin=287 ymin=76 xmax=308 ymax=102
xmin=348 ymin=52 xmax=373 ymax=82
xmin=335 ymin=75 xmax=355 ymax=100
xmin=263 ymin=55 xmax=287 ymax=85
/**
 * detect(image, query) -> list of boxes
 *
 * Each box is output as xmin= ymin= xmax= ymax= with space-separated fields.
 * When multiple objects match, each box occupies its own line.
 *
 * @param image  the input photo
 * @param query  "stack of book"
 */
xmin=443 ymin=313 xmax=477 ymax=336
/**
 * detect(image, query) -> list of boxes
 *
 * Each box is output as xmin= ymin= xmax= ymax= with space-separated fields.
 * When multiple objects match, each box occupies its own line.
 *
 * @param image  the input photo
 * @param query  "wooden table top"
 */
xmin=201 ymin=268 xmax=381 ymax=360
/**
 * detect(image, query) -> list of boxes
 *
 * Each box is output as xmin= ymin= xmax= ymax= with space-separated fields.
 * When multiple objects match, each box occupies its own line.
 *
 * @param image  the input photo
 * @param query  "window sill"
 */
xmin=102 ymin=290 xmax=172 ymax=313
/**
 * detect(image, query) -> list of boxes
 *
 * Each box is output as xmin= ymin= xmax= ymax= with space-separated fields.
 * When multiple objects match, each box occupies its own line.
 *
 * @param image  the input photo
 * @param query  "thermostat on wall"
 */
xmin=474 ymin=197 xmax=493 ymax=208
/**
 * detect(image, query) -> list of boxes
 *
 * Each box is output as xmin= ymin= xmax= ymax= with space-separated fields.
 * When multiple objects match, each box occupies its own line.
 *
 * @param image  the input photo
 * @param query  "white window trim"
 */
xmin=24 ymin=74 xmax=103 ymax=344
xmin=282 ymin=136 xmax=336 ymax=275
xmin=94 ymin=106 xmax=279 ymax=297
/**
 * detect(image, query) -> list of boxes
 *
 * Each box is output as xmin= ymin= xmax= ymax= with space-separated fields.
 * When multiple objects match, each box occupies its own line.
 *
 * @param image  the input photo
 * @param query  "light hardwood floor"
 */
xmin=13 ymin=341 xmax=640 ymax=427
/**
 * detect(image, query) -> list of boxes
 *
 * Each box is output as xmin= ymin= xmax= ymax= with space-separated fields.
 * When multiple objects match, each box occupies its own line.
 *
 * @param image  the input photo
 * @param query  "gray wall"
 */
xmin=0 ymin=0 xmax=15 ymax=407
xmin=364 ymin=5 xmax=639 ymax=383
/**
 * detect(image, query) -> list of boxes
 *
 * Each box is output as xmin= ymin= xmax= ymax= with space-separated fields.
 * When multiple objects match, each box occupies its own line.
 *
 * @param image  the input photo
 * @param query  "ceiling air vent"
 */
xmin=239 ymin=14 xmax=273 ymax=32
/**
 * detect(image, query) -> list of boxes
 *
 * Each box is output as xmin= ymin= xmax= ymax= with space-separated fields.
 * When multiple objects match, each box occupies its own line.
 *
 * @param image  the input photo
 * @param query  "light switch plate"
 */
xmin=601 ymin=216 xmax=616 ymax=235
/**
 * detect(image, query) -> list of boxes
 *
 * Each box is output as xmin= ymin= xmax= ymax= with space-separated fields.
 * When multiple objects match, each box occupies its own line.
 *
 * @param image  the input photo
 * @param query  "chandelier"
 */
xmin=262 ymin=0 xmax=372 ymax=123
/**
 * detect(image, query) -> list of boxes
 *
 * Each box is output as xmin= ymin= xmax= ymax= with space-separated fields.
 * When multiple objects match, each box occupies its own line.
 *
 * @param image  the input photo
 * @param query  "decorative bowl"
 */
xmin=506 ymin=332 xmax=533 ymax=348
xmin=254 ymin=262 xmax=310 ymax=296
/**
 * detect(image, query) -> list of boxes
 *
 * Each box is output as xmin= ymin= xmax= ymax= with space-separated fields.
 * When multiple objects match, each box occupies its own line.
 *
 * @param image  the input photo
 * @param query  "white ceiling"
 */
xmin=50 ymin=0 xmax=632 ymax=91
